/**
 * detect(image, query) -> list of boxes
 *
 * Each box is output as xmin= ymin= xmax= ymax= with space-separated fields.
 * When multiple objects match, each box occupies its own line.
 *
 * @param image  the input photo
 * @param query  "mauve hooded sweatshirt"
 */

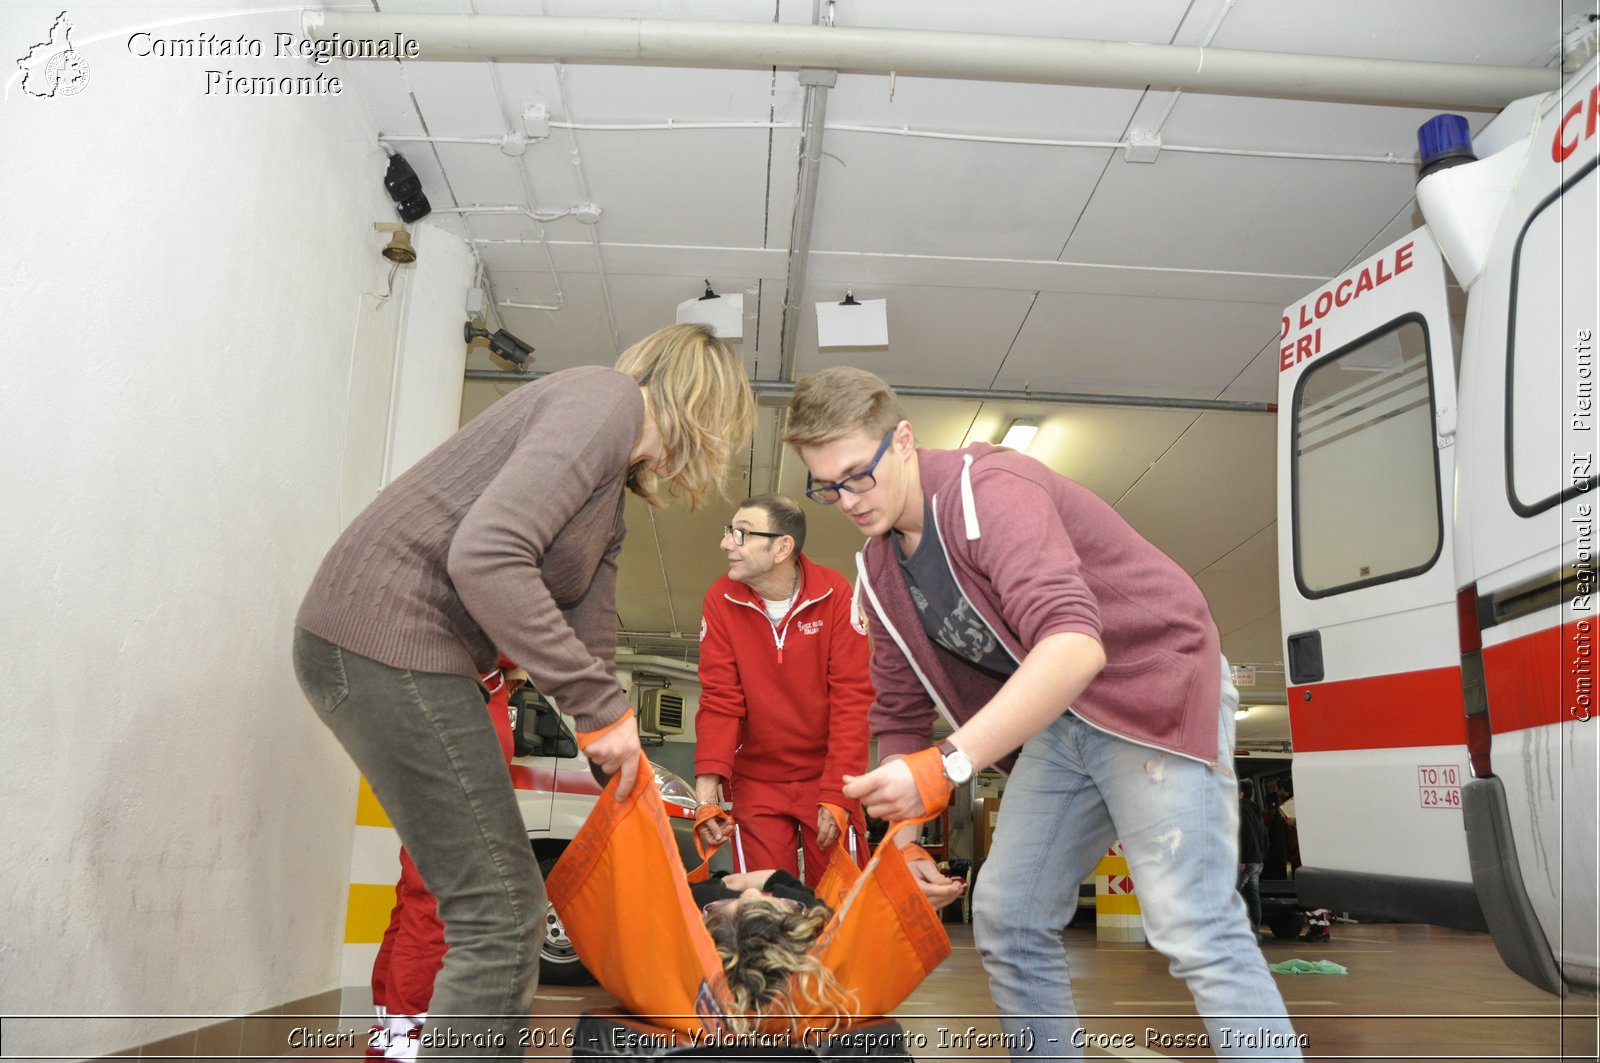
xmin=856 ymin=443 xmax=1223 ymax=769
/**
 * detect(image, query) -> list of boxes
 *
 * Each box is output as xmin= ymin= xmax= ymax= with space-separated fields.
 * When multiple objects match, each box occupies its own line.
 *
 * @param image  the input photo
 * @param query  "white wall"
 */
xmin=0 ymin=4 xmax=428 ymax=1056
xmin=383 ymin=225 xmax=476 ymax=484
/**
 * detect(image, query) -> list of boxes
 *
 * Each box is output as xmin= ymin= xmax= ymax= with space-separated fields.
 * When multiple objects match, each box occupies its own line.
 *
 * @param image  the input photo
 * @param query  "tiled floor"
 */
xmin=273 ymin=923 xmax=1597 ymax=1062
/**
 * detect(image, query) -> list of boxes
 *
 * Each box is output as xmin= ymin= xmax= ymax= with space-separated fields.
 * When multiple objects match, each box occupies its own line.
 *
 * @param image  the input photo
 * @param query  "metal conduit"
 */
xmin=779 ymin=69 xmax=833 ymax=382
xmin=463 ymin=369 xmax=1274 ymax=414
xmin=305 ymin=12 xmax=1558 ymax=110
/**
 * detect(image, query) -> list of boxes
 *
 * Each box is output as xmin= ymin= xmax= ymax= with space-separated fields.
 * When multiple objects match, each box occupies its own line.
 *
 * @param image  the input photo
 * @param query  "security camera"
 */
xmin=464 ymin=321 xmax=535 ymax=371
xmin=383 ymin=153 xmax=432 ymax=223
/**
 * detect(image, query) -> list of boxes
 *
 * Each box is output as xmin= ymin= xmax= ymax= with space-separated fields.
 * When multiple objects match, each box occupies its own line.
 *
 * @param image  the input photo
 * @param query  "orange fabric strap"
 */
xmin=693 ymin=802 xmax=730 ymax=828
xmin=901 ymin=746 xmax=954 ymax=819
xmin=574 ymin=709 xmax=634 ymax=747
xmin=686 ymin=802 xmax=733 ymax=881
xmin=898 ymin=842 xmax=936 ymax=866
xmin=819 ymin=801 xmax=849 ymax=837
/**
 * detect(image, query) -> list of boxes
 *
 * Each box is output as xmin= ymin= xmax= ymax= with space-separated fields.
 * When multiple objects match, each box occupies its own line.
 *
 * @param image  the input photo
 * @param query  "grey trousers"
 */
xmin=293 ymin=629 xmax=541 ymax=1058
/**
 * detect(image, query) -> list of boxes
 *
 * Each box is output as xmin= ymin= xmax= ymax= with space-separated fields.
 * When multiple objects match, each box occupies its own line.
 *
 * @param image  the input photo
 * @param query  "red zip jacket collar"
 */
xmin=719 ymin=555 xmax=836 ymax=664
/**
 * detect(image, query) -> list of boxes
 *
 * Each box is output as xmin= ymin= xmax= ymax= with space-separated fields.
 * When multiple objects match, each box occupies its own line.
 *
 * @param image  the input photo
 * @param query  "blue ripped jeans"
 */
xmin=972 ymin=658 xmax=1301 ymax=1059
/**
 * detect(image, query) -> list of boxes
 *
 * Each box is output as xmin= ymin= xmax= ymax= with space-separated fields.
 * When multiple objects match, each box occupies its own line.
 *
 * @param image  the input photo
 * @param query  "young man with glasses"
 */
xmin=783 ymin=368 xmax=1301 ymax=1059
xmin=692 ymin=494 xmax=873 ymax=886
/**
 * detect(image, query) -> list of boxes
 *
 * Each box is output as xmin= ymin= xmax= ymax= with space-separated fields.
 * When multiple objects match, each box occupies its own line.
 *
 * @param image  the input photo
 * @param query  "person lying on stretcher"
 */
xmin=686 ymin=868 xmax=965 ymax=1023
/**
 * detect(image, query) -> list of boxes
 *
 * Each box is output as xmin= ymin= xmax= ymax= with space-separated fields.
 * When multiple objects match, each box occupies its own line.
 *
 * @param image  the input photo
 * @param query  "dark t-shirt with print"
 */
xmin=894 ymin=500 xmax=1018 ymax=679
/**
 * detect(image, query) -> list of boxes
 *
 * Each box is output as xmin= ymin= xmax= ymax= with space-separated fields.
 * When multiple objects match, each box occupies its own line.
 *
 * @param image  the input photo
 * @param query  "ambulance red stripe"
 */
xmin=1289 ymin=666 xmax=1466 ymax=753
xmin=1289 ymin=620 xmax=1590 ymax=752
xmin=1482 ymin=619 xmax=1593 ymax=731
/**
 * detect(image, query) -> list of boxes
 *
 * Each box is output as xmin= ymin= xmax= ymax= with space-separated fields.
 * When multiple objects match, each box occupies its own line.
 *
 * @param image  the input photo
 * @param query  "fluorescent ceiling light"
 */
xmin=999 ymin=418 xmax=1038 ymax=452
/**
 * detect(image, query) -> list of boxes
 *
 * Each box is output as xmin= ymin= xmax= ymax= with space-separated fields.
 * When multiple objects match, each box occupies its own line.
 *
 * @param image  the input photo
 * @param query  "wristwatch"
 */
xmin=937 ymin=739 xmax=974 ymax=785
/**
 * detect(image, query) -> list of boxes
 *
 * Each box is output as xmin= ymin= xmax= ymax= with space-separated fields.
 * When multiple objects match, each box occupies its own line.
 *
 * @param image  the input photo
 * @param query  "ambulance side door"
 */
xmin=1275 ymin=231 xmax=1476 ymax=925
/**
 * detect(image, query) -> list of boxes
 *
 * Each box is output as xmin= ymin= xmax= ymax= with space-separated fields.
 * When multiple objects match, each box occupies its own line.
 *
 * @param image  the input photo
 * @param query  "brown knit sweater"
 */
xmin=296 ymin=365 xmax=642 ymax=732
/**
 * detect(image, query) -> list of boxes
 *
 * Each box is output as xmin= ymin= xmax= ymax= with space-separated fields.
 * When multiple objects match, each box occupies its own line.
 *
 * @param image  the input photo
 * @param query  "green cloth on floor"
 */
xmin=1270 ymin=958 xmax=1348 ymax=975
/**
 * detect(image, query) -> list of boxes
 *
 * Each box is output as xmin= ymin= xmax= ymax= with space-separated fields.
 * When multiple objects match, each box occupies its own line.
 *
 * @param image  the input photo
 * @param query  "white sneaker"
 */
xmin=366 ymin=1007 xmax=391 ymax=1058
xmin=384 ymin=1025 xmax=421 ymax=1061
xmin=384 ymin=1015 xmax=425 ymax=1062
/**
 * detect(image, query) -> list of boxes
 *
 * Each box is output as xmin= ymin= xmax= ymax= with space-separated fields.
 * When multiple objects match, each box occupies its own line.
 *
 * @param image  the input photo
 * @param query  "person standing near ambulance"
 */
xmin=784 ymin=366 xmax=1301 ymax=1059
xmin=368 ymin=657 xmax=525 ymax=1061
xmin=693 ymin=494 xmax=873 ymax=885
xmin=293 ymin=324 xmax=755 ymax=1058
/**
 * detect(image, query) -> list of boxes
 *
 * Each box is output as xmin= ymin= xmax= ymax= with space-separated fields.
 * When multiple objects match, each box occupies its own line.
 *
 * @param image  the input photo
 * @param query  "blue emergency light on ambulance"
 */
xmin=1417 ymin=114 xmax=1477 ymax=179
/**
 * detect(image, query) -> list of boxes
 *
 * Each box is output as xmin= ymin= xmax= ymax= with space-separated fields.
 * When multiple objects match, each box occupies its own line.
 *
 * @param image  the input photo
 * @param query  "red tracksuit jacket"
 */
xmin=695 ymin=553 xmax=873 ymax=811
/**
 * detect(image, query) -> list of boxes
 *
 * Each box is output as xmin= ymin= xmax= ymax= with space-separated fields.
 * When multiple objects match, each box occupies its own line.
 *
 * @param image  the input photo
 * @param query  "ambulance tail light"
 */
xmin=1457 ymin=583 xmax=1493 ymax=777
xmin=1456 ymin=583 xmax=1482 ymax=654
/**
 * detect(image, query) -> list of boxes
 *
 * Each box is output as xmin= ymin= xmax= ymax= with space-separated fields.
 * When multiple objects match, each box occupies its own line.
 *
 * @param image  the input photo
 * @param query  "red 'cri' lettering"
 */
xmin=1553 ymin=84 xmax=1600 ymax=163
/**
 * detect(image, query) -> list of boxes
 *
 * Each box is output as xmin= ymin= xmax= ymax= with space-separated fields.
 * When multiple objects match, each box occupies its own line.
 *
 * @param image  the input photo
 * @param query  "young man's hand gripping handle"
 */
xmin=843 ymin=631 xmax=1107 ymax=820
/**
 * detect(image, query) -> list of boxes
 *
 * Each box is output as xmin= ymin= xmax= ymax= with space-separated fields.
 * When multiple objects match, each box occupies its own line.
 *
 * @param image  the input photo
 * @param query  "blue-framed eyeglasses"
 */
xmin=805 ymin=430 xmax=895 ymax=504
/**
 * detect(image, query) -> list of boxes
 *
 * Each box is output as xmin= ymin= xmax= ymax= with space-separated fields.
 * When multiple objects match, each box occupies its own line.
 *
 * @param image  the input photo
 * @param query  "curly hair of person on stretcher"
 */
xmin=703 ymin=898 xmax=857 ymax=1033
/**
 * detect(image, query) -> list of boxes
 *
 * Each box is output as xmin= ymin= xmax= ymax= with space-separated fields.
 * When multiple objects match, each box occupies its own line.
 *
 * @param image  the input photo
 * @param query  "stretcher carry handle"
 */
xmin=691 ymin=802 xmax=735 ymax=865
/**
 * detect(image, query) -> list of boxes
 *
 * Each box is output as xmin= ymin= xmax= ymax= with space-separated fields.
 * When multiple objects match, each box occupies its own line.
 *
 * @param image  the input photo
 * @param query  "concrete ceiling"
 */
xmin=334 ymin=0 xmax=1588 ymax=738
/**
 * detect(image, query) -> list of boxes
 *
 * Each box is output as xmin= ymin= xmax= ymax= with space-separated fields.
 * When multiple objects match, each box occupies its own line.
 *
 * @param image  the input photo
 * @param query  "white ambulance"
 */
xmin=1275 ymin=56 xmax=1598 ymax=994
xmin=507 ymin=688 xmax=701 ymax=983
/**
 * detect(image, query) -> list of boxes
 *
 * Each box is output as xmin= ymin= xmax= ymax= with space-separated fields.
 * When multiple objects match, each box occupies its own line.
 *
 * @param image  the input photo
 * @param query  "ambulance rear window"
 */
xmin=1292 ymin=317 xmax=1444 ymax=597
xmin=1506 ymin=164 xmax=1598 ymax=516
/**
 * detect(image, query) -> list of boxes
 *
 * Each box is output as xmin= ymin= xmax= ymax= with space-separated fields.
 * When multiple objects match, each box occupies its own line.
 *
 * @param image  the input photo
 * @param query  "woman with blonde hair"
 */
xmin=293 ymin=323 xmax=754 ymax=1058
xmin=693 ymin=871 xmax=855 ymax=1033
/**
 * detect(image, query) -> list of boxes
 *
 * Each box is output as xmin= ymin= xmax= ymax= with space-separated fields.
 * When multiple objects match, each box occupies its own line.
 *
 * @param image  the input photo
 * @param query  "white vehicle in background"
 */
xmin=507 ymin=688 xmax=700 ymax=983
xmin=1276 ymin=56 xmax=1598 ymax=994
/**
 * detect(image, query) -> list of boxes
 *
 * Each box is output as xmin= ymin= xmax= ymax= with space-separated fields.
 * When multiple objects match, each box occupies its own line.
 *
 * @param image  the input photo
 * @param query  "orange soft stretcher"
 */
xmin=545 ymin=753 xmax=951 ymax=1041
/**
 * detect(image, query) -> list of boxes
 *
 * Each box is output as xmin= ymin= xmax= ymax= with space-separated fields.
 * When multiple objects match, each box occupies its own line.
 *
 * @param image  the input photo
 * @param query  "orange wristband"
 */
xmin=574 ymin=709 xmax=635 ymax=748
xmin=902 ymin=747 xmax=954 ymax=819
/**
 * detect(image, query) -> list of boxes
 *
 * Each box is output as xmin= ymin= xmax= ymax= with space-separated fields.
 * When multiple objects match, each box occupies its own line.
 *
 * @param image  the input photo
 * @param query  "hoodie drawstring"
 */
xmin=961 ymin=453 xmax=981 ymax=540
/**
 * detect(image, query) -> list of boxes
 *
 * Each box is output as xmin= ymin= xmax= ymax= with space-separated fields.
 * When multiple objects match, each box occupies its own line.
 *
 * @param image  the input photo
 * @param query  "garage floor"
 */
xmin=280 ymin=922 xmax=1597 ymax=1062
xmin=885 ymin=922 xmax=1599 ymax=1061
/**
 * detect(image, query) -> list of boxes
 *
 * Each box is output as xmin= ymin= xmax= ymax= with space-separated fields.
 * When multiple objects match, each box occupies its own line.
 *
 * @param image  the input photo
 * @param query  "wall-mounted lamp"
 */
xmin=816 ymin=289 xmax=888 ymax=349
xmin=998 ymin=418 xmax=1039 ymax=452
xmin=373 ymin=222 xmax=416 ymax=263
xmin=383 ymin=152 xmax=432 ymax=222
xmin=675 ymin=280 xmax=744 ymax=340
xmin=464 ymin=321 xmax=535 ymax=371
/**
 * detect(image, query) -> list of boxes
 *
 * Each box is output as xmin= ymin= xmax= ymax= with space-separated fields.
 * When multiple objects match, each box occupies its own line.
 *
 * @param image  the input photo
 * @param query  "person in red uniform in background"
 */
xmin=368 ymin=656 xmax=525 ymax=1060
xmin=693 ymin=494 xmax=873 ymax=885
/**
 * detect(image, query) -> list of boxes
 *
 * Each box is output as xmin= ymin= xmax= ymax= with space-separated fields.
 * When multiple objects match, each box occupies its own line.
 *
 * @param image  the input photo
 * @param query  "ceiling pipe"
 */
xmin=305 ymin=12 xmax=1557 ymax=111
xmin=779 ymin=68 xmax=834 ymax=382
xmin=765 ymin=1 xmax=837 ymax=496
xmin=464 ymin=368 xmax=1273 ymax=414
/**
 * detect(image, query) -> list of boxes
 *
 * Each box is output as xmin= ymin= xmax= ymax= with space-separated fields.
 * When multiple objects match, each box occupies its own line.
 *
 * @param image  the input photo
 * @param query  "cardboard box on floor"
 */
xmin=973 ymin=795 xmax=1002 ymax=858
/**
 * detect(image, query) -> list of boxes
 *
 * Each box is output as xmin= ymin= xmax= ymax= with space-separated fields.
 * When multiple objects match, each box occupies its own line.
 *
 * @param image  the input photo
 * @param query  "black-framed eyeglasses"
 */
xmin=805 ymin=429 xmax=895 ymax=504
xmin=721 ymin=525 xmax=785 ymax=547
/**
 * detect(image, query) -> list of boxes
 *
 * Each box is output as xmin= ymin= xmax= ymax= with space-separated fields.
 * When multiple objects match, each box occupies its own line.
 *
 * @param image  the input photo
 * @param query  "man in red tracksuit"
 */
xmin=694 ymin=494 xmax=873 ymax=885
